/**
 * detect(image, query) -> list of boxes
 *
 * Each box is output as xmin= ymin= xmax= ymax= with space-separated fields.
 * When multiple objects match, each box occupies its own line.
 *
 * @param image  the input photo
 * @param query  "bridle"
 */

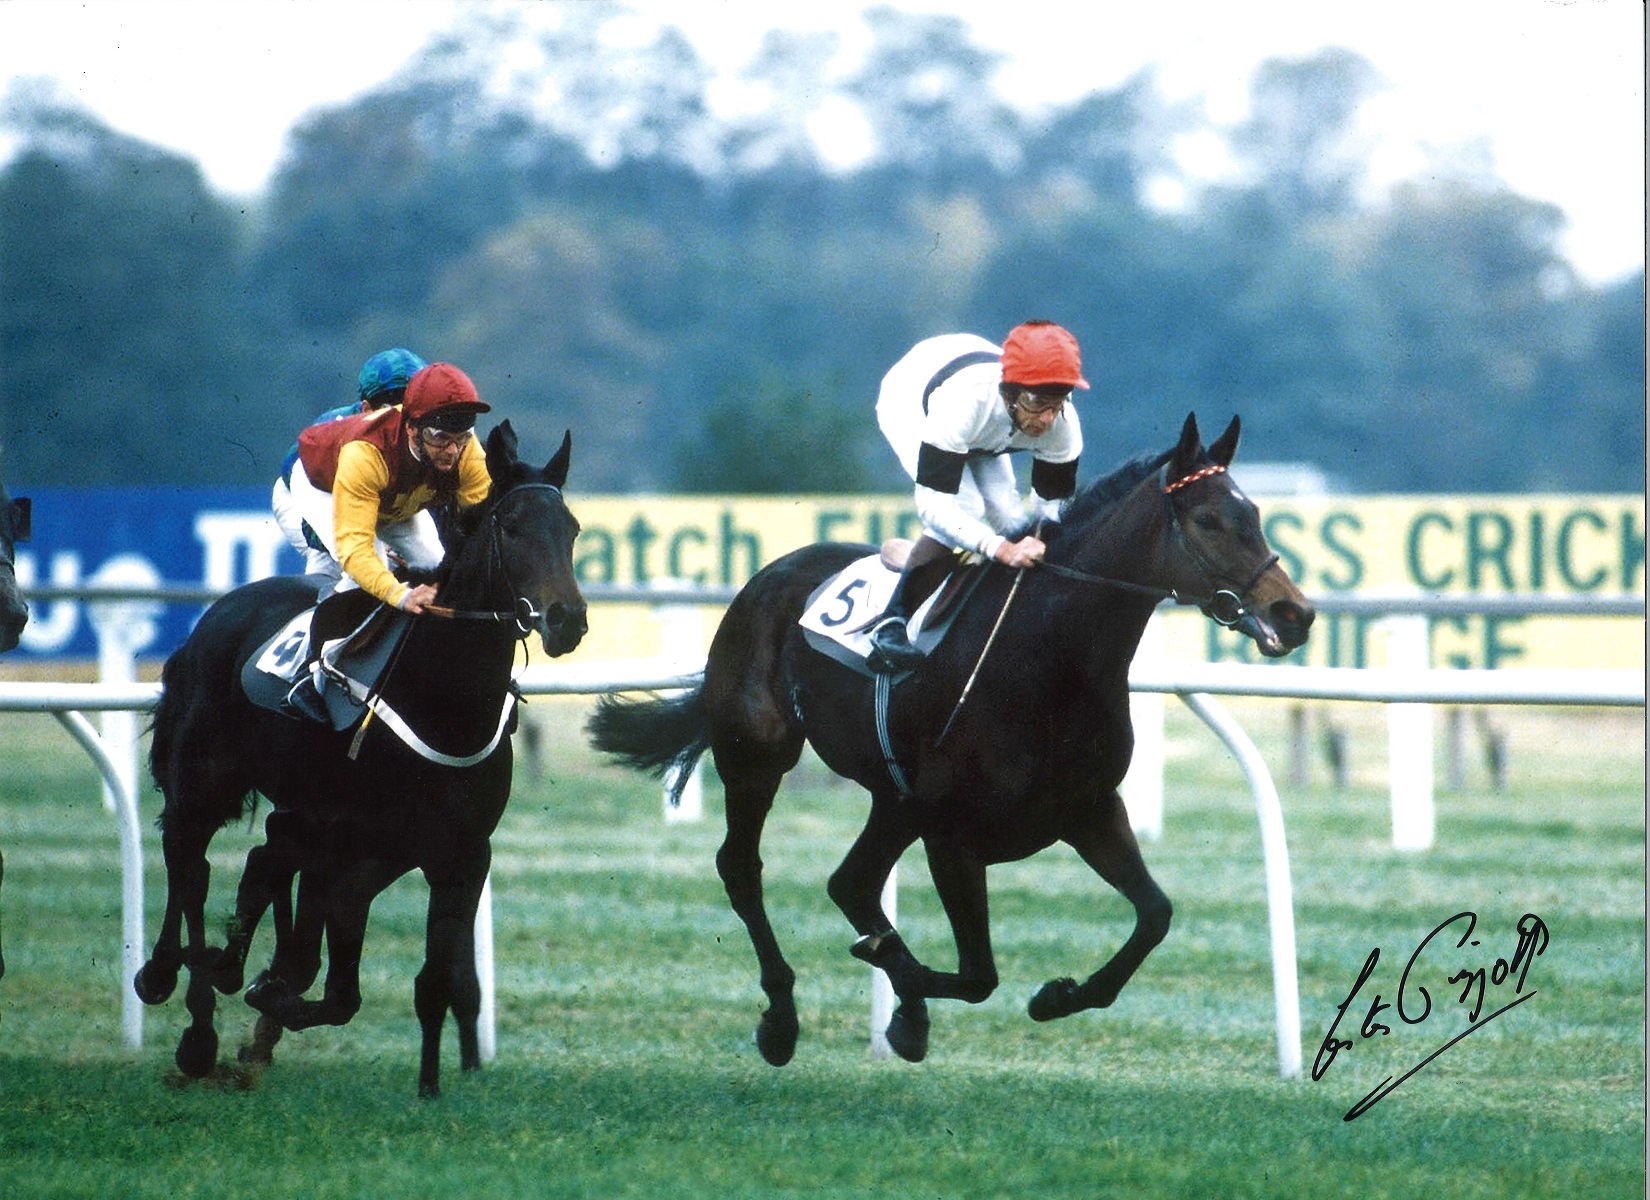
xmin=1037 ymin=462 xmax=1277 ymax=628
xmin=422 ymin=483 xmax=567 ymax=638
xmin=345 ymin=482 xmax=569 ymax=764
xmin=936 ymin=460 xmax=1278 ymax=746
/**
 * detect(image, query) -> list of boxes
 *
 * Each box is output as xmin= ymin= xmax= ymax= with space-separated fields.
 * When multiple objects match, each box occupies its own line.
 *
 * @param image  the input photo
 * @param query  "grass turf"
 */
xmin=0 ymin=697 xmax=1641 ymax=1199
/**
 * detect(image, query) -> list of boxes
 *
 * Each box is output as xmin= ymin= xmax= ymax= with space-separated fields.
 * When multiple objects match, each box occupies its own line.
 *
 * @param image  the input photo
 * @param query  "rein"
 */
xmin=419 ymin=483 xmax=565 ymax=637
xmin=1036 ymin=463 xmax=1277 ymax=628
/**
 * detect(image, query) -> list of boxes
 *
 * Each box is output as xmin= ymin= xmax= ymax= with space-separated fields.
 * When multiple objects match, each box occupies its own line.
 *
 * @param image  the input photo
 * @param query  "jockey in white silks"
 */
xmin=867 ymin=320 xmax=1089 ymax=673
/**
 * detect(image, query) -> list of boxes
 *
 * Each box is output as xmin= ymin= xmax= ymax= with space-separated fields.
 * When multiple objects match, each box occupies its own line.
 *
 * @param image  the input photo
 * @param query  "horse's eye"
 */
xmin=1195 ymin=512 xmax=1223 ymax=532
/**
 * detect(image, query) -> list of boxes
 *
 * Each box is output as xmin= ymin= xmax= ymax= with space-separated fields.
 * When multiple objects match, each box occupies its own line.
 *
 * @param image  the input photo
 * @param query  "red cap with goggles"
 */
xmin=403 ymin=362 xmax=492 ymax=427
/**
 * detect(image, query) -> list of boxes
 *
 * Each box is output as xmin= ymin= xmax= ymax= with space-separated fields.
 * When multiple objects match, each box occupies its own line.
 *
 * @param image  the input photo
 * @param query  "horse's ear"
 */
xmin=545 ymin=430 xmax=572 ymax=489
xmin=1206 ymin=415 xmax=1241 ymax=467
xmin=485 ymin=420 xmax=520 ymax=482
xmin=1171 ymin=412 xmax=1202 ymax=475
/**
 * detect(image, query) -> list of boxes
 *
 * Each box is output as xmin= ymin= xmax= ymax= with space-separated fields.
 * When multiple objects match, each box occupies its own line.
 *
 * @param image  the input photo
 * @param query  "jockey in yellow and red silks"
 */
xmin=290 ymin=362 xmax=493 ymax=614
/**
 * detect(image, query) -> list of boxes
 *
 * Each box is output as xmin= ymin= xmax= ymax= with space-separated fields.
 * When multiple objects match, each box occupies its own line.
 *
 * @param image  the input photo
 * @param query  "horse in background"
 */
xmin=591 ymin=414 xmax=1313 ymax=1065
xmin=0 ymin=471 xmax=30 ymax=982
xmin=0 ymin=474 xmax=27 ymax=653
xmin=135 ymin=423 xmax=586 ymax=1096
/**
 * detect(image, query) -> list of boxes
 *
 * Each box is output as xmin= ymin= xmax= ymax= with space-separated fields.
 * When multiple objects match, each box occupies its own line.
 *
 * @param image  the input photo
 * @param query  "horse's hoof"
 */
xmin=208 ymin=953 xmax=245 ymax=996
xmin=755 ymin=1007 xmax=799 ymax=1066
xmin=1028 ymin=977 xmax=1079 ymax=1022
xmin=175 ymin=1025 xmax=219 ymax=1078
xmin=237 ymin=1013 xmax=284 ymax=1066
xmin=134 ymin=961 xmax=178 ymax=1006
xmin=244 ymin=972 xmax=290 ymax=1016
xmin=418 ymin=1078 xmax=442 ymax=1101
xmin=885 ymin=1003 xmax=929 ymax=1063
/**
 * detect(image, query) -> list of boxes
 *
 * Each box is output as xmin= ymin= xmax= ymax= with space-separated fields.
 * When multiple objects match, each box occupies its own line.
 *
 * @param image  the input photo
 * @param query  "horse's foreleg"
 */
xmin=716 ymin=766 xmax=800 ymax=1067
xmin=245 ymin=851 xmax=326 ymax=1014
xmin=213 ymin=838 xmax=298 ymax=996
xmin=267 ymin=859 xmax=395 ymax=1034
xmin=415 ymin=854 xmax=489 ymax=1099
xmin=1031 ymin=790 xmax=1171 ymax=1021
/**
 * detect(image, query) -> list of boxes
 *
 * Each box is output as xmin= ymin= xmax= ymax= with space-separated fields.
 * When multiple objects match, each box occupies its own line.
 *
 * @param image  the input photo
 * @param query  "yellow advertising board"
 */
xmin=555 ymin=494 xmax=1645 ymax=672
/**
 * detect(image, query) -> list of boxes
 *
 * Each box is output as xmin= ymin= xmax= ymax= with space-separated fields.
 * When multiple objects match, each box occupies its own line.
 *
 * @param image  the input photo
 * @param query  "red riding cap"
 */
xmin=1000 ymin=321 xmax=1090 ymax=391
xmin=402 ymin=363 xmax=492 ymax=424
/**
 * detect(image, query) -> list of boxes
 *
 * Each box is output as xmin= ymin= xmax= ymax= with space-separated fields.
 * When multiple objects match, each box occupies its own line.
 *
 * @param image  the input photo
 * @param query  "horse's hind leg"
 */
xmin=134 ymin=817 xmax=215 ymax=1009
xmin=716 ymin=756 xmax=806 ymax=1066
xmin=825 ymin=791 xmax=918 ymax=942
xmin=1030 ymin=788 xmax=1171 ymax=1021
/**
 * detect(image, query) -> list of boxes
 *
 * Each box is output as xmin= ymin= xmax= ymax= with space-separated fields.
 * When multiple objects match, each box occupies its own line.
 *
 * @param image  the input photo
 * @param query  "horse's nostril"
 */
xmin=1272 ymin=600 xmax=1314 ymax=633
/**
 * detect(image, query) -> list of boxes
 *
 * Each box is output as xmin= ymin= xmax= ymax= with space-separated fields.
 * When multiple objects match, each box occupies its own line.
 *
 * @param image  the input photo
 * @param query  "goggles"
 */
xmin=1012 ymin=389 xmax=1071 ymax=418
xmin=418 ymin=424 xmax=473 ymax=451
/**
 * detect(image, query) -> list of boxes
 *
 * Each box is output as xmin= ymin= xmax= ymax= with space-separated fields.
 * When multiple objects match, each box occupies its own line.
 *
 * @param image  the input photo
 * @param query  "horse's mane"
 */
xmin=1055 ymin=448 xmax=1174 ymax=533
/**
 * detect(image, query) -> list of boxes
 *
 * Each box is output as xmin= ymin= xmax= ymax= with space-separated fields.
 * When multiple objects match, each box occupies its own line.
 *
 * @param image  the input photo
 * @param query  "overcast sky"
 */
xmin=0 ymin=0 xmax=1642 ymax=284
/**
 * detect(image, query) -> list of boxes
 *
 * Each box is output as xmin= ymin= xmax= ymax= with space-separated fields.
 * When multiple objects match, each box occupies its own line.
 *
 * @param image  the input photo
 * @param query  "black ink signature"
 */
xmin=1313 ymin=911 xmax=1549 ymax=1121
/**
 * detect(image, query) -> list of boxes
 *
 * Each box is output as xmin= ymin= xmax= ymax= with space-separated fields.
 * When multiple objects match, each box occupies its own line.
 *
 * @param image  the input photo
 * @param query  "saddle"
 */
xmin=242 ymin=596 xmax=409 ymax=731
xmin=798 ymin=540 xmax=987 ymax=678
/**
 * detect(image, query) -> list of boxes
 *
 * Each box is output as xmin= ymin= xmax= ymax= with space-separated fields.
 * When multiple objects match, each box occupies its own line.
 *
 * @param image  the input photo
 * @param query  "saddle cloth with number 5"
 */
xmin=798 ymin=548 xmax=986 ymax=677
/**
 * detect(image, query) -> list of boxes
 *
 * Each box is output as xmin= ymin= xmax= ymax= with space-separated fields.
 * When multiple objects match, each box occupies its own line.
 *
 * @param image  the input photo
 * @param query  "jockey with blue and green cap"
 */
xmin=272 ymin=348 xmax=428 ymax=578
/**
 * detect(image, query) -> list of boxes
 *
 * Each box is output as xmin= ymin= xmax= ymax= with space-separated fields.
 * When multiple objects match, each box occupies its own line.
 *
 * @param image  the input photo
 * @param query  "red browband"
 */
xmin=1163 ymin=464 xmax=1228 ymax=494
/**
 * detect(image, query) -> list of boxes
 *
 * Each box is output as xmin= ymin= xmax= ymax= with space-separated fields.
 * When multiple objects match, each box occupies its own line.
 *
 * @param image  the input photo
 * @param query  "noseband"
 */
xmin=422 ymin=483 xmax=566 ymax=638
xmin=1038 ymin=462 xmax=1277 ymax=626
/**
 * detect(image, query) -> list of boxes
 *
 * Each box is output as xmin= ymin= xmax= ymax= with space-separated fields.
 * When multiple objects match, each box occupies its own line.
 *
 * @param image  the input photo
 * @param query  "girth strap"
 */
xmin=874 ymin=671 xmax=914 ymax=800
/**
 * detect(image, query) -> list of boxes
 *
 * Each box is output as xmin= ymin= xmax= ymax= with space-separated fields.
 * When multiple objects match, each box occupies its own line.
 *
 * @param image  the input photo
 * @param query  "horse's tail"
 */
xmin=586 ymin=686 xmax=710 ymax=808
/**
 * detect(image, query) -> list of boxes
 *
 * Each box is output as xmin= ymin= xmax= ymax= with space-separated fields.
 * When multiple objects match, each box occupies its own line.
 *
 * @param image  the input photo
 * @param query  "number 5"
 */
xmin=819 ymin=578 xmax=868 ymax=627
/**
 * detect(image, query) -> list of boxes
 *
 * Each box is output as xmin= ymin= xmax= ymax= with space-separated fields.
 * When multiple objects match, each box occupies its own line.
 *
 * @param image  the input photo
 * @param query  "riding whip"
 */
xmin=934 ymin=522 xmax=1041 ymax=748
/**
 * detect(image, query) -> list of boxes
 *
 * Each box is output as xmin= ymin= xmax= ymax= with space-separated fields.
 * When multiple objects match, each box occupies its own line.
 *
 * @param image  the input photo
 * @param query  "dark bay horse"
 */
xmin=135 ymin=423 xmax=586 ymax=1096
xmin=590 ymin=414 xmax=1313 ymax=1064
xmin=0 ymin=472 xmax=30 ymax=982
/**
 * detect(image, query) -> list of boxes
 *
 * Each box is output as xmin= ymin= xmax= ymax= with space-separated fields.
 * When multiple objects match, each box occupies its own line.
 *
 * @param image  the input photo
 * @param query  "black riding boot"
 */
xmin=867 ymin=536 xmax=955 ymax=674
xmin=282 ymin=589 xmax=379 ymax=722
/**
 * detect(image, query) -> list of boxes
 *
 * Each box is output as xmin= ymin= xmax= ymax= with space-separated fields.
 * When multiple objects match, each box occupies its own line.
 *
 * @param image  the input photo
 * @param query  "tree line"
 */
xmin=1 ymin=4 xmax=1642 ymax=495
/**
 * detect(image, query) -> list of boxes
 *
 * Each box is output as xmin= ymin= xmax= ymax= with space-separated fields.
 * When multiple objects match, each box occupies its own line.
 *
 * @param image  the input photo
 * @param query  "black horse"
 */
xmin=135 ymin=423 xmax=586 ymax=1096
xmin=0 ymin=471 xmax=30 ymax=983
xmin=0 ymin=473 xmax=27 ymax=653
xmin=590 ymin=414 xmax=1313 ymax=1064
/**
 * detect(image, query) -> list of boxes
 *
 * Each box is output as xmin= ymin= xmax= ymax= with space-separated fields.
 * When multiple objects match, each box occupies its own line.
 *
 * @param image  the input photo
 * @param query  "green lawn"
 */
xmin=0 ymin=697 xmax=1642 ymax=1199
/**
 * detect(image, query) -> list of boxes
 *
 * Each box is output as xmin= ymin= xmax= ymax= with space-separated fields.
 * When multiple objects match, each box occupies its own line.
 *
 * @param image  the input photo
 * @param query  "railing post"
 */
xmin=475 ymin=874 xmax=496 ymax=1063
xmin=870 ymin=866 xmax=898 ymax=1059
xmin=85 ymin=556 xmax=163 ymax=1051
xmin=1378 ymin=613 xmax=1434 ymax=850
xmin=1180 ymin=692 xmax=1302 ymax=1080
xmin=1121 ymin=612 xmax=1165 ymax=840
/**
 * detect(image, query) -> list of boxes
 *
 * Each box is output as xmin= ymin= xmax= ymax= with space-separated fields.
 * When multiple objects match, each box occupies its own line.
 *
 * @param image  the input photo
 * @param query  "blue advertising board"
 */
xmin=13 ymin=487 xmax=306 ymax=660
